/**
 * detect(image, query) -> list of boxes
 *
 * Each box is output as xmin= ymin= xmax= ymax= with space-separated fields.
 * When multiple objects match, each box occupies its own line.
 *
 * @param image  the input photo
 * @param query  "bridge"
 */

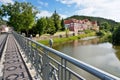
xmin=0 ymin=31 xmax=119 ymax=80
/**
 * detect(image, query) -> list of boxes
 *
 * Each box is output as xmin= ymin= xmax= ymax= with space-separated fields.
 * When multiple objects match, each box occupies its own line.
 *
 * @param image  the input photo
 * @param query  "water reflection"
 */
xmin=113 ymin=46 xmax=120 ymax=61
xmin=53 ymin=37 xmax=120 ymax=78
xmin=73 ymin=38 xmax=99 ymax=47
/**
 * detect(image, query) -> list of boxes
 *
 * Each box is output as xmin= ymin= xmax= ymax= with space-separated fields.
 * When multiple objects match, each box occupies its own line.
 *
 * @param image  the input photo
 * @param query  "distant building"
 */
xmin=0 ymin=25 xmax=9 ymax=33
xmin=64 ymin=18 xmax=99 ymax=33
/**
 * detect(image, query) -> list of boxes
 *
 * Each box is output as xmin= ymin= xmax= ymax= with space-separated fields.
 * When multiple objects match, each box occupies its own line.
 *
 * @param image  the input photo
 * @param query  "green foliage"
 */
xmin=0 ymin=8 xmax=3 ymax=19
xmin=1 ymin=2 xmax=38 ymax=36
xmin=0 ymin=19 xmax=6 ymax=25
xmin=61 ymin=18 xmax=65 ymax=31
xmin=39 ymin=36 xmax=78 ymax=45
xmin=35 ymin=12 xmax=65 ymax=36
xmin=46 ymin=18 xmax=56 ymax=35
xmin=51 ymin=10 xmax=61 ymax=31
xmin=112 ymin=25 xmax=120 ymax=45
xmin=96 ymin=30 xmax=106 ymax=36
xmin=65 ymin=28 xmax=69 ymax=37
xmin=99 ymin=32 xmax=112 ymax=43
xmin=114 ymin=46 xmax=120 ymax=61
xmin=38 ymin=32 xmax=96 ymax=45
xmin=20 ymin=8 xmax=35 ymax=36
xmin=1 ymin=2 xmax=65 ymax=36
xmin=84 ymin=30 xmax=92 ymax=34
xmin=29 ymin=25 xmax=37 ymax=37
xmin=36 ymin=17 xmax=47 ymax=35
xmin=79 ymin=32 xmax=96 ymax=38
xmin=100 ymin=22 xmax=111 ymax=31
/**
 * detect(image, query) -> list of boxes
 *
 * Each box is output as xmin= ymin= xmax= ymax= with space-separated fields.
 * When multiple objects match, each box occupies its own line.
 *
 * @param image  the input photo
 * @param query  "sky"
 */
xmin=0 ymin=0 xmax=120 ymax=22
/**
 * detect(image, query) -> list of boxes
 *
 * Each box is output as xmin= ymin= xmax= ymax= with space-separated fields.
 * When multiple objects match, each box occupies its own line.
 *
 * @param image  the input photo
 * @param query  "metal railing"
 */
xmin=0 ymin=33 xmax=8 ymax=59
xmin=13 ymin=31 xmax=119 ymax=80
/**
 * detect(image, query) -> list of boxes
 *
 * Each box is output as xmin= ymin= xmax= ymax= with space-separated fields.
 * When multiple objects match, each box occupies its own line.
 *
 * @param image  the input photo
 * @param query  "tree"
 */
xmin=99 ymin=22 xmax=110 ymax=31
xmin=1 ymin=2 xmax=38 ymax=36
xmin=51 ymin=10 xmax=61 ymax=31
xmin=0 ymin=4 xmax=9 ymax=25
xmin=36 ymin=17 xmax=47 ymax=36
xmin=20 ymin=8 xmax=35 ymax=36
xmin=0 ymin=19 xmax=6 ymax=26
xmin=0 ymin=8 xmax=3 ymax=19
xmin=46 ymin=17 xmax=56 ymax=35
xmin=112 ymin=24 xmax=120 ymax=45
xmin=28 ymin=24 xmax=37 ymax=37
xmin=61 ymin=18 xmax=65 ymax=31
xmin=0 ymin=7 xmax=6 ymax=25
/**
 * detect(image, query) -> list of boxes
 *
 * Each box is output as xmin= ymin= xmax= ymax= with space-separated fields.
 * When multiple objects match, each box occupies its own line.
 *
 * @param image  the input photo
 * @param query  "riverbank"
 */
xmin=37 ymin=32 xmax=96 ymax=45
xmin=80 ymin=36 xmax=98 ymax=40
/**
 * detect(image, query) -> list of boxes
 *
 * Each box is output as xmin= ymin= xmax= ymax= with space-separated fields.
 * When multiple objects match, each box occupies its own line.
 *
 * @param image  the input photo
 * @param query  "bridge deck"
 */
xmin=2 ymin=34 xmax=32 ymax=80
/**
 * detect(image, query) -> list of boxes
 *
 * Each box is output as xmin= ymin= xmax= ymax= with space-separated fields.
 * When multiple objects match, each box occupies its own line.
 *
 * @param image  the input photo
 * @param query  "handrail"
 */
xmin=29 ymin=37 xmax=119 ymax=80
xmin=13 ymin=31 xmax=120 ymax=80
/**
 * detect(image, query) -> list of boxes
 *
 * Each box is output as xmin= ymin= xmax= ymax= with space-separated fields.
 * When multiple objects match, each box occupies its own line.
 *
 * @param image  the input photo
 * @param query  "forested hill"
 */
xmin=66 ymin=15 xmax=119 ymax=27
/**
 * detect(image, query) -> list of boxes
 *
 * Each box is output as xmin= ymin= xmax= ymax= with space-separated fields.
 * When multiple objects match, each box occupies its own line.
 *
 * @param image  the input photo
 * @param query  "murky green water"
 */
xmin=53 ymin=37 xmax=120 ymax=78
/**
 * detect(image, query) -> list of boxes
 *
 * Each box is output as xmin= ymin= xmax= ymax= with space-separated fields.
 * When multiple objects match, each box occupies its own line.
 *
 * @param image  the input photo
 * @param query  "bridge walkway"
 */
xmin=1 ymin=33 xmax=32 ymax=80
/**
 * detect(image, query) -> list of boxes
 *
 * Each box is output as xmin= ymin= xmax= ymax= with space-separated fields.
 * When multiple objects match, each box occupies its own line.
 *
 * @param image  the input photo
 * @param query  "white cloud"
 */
xmin=59 ymin=14 xmax=67 ymax=19
xmin=0 ymin=0 xmax=14 ymax=4
xmin=36 ymin=10 xmax=67 ymax=19
xmin=38 ymin=0 xmax=48 ymax=7
xmin=57 ymin=0 xmax=120 ymax=22
xmin=36 ymin=10 xmax=52 ymax=18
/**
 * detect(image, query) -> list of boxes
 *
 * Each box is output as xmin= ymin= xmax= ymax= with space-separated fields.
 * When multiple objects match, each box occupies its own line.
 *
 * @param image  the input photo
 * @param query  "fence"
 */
xmin=13 ymin=31 xmax=119 ymax=80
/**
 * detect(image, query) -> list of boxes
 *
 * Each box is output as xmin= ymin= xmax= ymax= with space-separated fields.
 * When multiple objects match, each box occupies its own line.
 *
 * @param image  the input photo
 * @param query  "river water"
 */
xmin=53 ymin=37 xmax=120 ymax=79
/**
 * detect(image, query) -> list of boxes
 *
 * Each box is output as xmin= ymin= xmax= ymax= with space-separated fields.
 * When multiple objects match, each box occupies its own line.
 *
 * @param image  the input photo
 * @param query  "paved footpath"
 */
xmin=2 ymin=34 xmax=32 ymax=80
xmin=0 ymin=34 xmax=7 ymax=59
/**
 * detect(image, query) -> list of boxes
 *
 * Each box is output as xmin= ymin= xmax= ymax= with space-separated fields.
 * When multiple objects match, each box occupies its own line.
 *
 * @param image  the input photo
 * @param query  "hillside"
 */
xmin=66 ymin=15 xmax=119 ymax=27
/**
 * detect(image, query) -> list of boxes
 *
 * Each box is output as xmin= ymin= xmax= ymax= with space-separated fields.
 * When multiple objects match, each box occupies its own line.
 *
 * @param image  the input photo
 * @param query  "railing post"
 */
xmin=26 ymin=39 xmax=31 ymax=63
xmin=42 ymin=49 xmax=50 ymax=80
xmin=61 ymin=59 xmax=67 ymax=80
xmin=61 ymin=58 xmax=63 ymax=80
xmin=65 ymin=60 xmax=67 ymax=80
xmin=34 ymin=44 xmax=41 ymax=79
xmin=30 ymin=41 xmax=34 ymax=69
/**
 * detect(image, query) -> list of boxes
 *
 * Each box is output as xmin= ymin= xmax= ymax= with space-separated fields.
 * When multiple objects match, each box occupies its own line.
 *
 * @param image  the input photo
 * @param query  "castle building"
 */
xmin=64 ymin=18 xmax=99 ymax=34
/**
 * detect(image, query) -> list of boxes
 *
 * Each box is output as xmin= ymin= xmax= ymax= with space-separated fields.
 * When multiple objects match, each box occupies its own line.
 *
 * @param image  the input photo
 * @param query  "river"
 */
xmin=53 ymin=37 xmax=120 ymax=79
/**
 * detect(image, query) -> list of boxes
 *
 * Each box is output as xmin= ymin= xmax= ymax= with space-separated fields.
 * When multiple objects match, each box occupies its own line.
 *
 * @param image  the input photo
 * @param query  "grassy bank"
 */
xmin=99 ymin=32 xmax=112 ymax=43
xmin=38 ymin=32 xmax=96 ymax=45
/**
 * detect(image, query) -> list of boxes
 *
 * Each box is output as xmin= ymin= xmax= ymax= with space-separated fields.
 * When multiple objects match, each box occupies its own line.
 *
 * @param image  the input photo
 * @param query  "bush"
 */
xmin=84 ymin=30 xmax=92 ymax=34
xmin=112 ymin=26 xmax=120 ymax=45
xmin=96 ymin=30 xmax=106 ymax=36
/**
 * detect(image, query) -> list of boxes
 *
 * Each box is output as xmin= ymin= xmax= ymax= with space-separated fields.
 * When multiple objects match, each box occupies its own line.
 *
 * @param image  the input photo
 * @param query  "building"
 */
xmin=0 ymin=25 xmax=9 ymax=33
xmin=64 ymin=18 xmax=99 ymax=34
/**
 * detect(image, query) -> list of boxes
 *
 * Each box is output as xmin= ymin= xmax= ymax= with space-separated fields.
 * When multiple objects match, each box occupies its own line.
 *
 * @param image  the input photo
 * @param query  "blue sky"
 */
xmin=0 ymin=0 xmax=120 ymax=22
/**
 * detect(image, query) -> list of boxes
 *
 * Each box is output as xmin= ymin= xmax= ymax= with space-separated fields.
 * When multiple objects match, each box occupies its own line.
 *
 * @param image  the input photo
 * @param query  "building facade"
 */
xmin=64 ymin=18 xmax=99 ymax=33
xmin=0 ymin=25 xmax=9 ymax=33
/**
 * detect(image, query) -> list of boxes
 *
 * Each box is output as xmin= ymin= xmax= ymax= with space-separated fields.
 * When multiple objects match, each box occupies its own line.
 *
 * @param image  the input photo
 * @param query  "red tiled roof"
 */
xmin=64 ymin=19 xmax=82 ymax=24
xmin=92 ymin=21 xmax=97 ymax=24
xmin=84 ymin=19 xmax=89 ymax=22
xmin=64 ymin=18 xmax=97 ymax=25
